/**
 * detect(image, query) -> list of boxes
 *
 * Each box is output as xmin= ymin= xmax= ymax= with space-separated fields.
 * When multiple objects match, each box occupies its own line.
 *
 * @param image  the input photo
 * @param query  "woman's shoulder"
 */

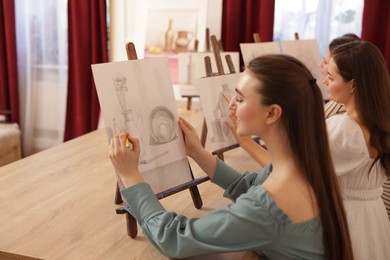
xmin=326 ymin=114 xmax=357 ymax=129
xmin=254 ymin=164 xmax=272 ymax=185
xmin=241 ymin=184 xmax=291 ymax=225
xmin=326 ymin=114 xmax=364 ymax=144
xmin=326 ymin=114 xmax=369 ymax=167
xmin=243 ymin=184 xmax=321 ymax=232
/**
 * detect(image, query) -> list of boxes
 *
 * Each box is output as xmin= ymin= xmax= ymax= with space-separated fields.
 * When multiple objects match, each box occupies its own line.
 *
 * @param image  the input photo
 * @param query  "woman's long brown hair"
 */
xmin=248 ymin=55 xmax=354 ymax=260
xmin=332 ymin=41 xmax=390 ymax=177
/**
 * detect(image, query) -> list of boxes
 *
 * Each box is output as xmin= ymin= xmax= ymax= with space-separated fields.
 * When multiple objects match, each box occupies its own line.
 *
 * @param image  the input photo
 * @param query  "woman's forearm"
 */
xmin=239 ymin=139 xmax=271 ymax=167
xmin=191 ymin=149 xmax=218 ymax=179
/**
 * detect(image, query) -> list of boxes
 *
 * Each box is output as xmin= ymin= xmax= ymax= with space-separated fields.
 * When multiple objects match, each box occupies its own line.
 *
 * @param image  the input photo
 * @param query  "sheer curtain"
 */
xmin=274 ymin=0 xmax=364 ymax=57
xmin=15 ymin=0 xmax=68 ymax=156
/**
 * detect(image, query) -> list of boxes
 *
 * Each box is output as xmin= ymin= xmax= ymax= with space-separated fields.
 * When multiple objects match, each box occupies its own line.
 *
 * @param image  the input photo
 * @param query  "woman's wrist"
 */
xmin=120 ymin=171 xmax=144 ymax=188
xmin=191 ymin=149 xmax=217 ymax=178
xmin=237 ymin=136 xmax=255 ymax=148
xmin=190 ymin=147 xmax=208 ymax=162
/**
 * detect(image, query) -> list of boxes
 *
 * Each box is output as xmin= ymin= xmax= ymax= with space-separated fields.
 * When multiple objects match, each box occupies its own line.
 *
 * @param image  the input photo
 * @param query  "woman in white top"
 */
xmin=324 ymin=41 xmax=390 ymax=259
xmin=321 ymin=34 xmax=360 ymax=118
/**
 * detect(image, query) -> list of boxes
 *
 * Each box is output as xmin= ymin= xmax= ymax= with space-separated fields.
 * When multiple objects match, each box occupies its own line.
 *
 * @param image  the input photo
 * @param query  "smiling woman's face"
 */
xmin=320 ymin=48 xmax=331 ymax=84
xmin=325 ymin=58 xmax=354 ymax=105
xmin=231 ymin=70 xmax=269 ymax=137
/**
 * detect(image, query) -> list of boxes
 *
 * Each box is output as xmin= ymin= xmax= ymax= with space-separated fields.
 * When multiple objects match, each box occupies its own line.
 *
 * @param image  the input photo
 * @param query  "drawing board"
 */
xmin=240 ymin=42 xmax=281 ymax=66
xmin=92 ymin=57 xmax=192 ymax=194
xmin=280 ymin=39 xmax=328 ymax=100
xmin=196 ymin=73 xmax=240 ymax=151
xmin=178 ymin=52 xmax=240 ymax=97
xmin=240 ymin=39 xmax=328 ymax=100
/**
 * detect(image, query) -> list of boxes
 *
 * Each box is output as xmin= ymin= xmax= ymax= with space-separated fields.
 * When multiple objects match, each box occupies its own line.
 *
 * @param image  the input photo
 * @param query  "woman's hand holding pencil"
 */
xmin=109 ymin=132 xmax=144 ymax=188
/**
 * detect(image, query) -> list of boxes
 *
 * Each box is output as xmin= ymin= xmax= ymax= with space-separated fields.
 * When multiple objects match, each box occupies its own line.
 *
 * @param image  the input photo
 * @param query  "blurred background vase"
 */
xmin=164 ymin=19 xmax=173 ymax=51
xmin=175 ymin=31 xmax=193 ymax=52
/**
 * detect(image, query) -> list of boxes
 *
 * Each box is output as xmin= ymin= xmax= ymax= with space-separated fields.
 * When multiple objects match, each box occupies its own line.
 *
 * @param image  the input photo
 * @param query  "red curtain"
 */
xmin=64 ymin=0 xmax=108 ymax=141
xmin=222 ymin=0 xmax=275 ymax=52
xmin=0 ymin=0 xmax=19 ymax=124
xmin=361 ymin=0 xmax=390 ymax=72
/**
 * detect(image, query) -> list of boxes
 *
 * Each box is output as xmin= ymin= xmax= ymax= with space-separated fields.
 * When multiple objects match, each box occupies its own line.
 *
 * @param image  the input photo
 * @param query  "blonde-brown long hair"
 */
xmin=248 ymin=55 xmax=354 ymax=260
xmin=332 ymin=41 xmax=390 ymax=177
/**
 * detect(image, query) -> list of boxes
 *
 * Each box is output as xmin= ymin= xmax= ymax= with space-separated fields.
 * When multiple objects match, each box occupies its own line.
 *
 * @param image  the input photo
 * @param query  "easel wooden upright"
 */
xmin=181 ymin=28 xmax=232 ymax=112
xmin=199 ymin=35 xmax=240 ymax=161
xmin=253 ymin=32 xmax=261 ymax=43
xmin=115 ymin=42 xmax=210 ymax=238
xmin=199 ymin=35 xmax=260 ymax=161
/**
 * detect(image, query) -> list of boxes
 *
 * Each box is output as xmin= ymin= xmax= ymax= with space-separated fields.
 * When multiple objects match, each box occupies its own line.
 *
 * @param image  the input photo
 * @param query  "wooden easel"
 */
xmin=115 ymin=42 xmax=210 ymax=238
xmin=182 ymin=35 xmax=200 ymax=111
xmin=181 ymin=28 xmax=224 ymax=111
xmin=253 ymin=32 xmax=261 ymax=43
xmin=199 ymin=36 xmax=240 ymax=161
xmin=199 ymin=35 xmax=261 ymax=161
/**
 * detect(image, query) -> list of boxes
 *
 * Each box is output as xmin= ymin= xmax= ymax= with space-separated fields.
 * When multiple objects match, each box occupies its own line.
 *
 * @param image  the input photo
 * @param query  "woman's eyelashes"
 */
xmin=235 ymin=96 xmax=243 ymax=103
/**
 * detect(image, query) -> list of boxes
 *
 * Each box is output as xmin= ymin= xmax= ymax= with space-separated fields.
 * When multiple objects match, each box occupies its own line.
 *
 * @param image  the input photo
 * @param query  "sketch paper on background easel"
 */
xmin=92 ymin=58 xmax=192 ymax=194
xmin=239 ymin=39 xmax=328 ymax=100
xmin=178 ymin=52 xmax=240 ymax=97
xmin=196 ymin=73 xmax=240 ymax=151
xmin=240 ymin=42 xmax=281 ymax=66
xmin=280 ymin=39 xmax=328 ymax=100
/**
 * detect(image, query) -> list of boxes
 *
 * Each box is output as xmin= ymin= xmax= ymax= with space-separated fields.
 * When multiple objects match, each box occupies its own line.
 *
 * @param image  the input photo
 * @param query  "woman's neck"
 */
xmin=344 ymin=98 xmax=361 ymax=123
xmin=261 ymin=130 xmax=301 ymax=178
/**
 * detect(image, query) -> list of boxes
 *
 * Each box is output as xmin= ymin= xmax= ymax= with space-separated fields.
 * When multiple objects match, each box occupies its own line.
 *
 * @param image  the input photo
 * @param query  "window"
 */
xmin=274 ymin=0 xmax=364 ymax=56
xmin=15 ymin=0 xmax=68 ymax=155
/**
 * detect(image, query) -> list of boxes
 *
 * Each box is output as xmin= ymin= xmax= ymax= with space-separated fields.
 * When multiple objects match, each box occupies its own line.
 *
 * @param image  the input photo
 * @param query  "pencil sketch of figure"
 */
xmin=149 ymin=106 xmax=177 ymax=145
xmin=218 ymin=83 xmax=235 ymax=118
xmin=210 ymin=109 xmax=224 ymax=143
xmin=218 ymin=83 xmax=235 ymax=135
xmin=112 ymin=74 xmax=145 ymax=159
xmin=113 ymin=74 xmax=128 ymax=116
xmin=210 ymin=84 xmax=235 ymax=143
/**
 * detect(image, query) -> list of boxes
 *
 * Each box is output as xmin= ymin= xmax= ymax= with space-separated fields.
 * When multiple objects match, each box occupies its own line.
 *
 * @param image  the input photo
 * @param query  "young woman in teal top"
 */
xmin=109 ymin=55 xmax=353 ymax=259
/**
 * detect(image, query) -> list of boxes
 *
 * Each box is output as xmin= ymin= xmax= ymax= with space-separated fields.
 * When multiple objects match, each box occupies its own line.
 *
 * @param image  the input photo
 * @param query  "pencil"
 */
xmin=222 ymin=94 xmax=230 ymax=105
xmin=116 ymin=126 xmax=131 ymax=148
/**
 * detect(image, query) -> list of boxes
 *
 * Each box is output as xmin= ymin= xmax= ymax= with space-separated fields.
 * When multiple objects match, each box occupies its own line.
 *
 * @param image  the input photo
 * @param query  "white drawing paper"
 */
xmin=240 ymin=40 xmax=328 ymax=100
xmin=177 ymin=52 xmax=240 ymax=97
xmin=280 ymin=39 xmax=328 ymax=100
xmin=92 ymin=58 xmax=192 ymax=194
xmin=196 ymin=73 xmax=240 ymax=152
xmin=240 ymin=42 xmax=281 ymax=66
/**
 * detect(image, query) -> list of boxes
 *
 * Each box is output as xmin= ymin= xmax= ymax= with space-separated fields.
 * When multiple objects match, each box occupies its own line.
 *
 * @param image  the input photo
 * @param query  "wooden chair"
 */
xmin=0 ymin=110 xmax=22 ymax=166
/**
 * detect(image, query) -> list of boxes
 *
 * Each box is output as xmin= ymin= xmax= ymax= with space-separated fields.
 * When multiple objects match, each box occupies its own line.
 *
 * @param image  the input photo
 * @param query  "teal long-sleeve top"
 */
xmin=121 ymin=160 xmax=324 ymax=259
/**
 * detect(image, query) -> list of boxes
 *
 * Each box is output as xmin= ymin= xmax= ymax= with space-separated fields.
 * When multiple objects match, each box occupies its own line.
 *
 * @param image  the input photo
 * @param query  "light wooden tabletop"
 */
xmin=0 ymin=105 xmax=261 ymax=259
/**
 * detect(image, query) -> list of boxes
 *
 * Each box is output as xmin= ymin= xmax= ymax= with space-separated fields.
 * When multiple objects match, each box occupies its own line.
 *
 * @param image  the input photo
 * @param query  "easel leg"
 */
xmin=126 ymin=212 xmax=138 ymax=238
xmin=187 ymin=97 xmax=192 ymax=110
xmin=189 ymin=185 xmax=203 ymax=209
xmin=200 ymin=119 xmax=207 ymax=148
xmin=115 ymin=182 xmax=123 ymax=204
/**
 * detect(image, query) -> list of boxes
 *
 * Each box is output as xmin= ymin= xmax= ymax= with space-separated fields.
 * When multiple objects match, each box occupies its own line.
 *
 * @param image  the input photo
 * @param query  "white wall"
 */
xmin=109 ymin=0 xmax=223 ymax=61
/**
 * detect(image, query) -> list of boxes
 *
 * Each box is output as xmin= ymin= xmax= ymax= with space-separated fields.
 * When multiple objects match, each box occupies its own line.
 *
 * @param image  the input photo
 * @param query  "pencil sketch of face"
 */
xmin=112 ymin=74 xmax=128 ymax=113
xmin=149 ymin=106 xmax=177 ymax=145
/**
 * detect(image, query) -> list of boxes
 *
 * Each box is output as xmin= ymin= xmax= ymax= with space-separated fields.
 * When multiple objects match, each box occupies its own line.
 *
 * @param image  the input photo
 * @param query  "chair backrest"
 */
xmin=0 ymin=110 xmax=12 ymax=123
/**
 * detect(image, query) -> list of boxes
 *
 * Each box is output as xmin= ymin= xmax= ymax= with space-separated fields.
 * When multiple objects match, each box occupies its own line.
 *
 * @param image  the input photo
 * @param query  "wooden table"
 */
xmin=0 ymin=129 xmax=260 ymax=260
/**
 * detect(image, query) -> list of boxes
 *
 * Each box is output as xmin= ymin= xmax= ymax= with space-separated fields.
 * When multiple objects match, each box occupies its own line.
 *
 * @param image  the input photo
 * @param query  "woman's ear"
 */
xmin=350 ymin=79 xmax=356 ymax=93
xmin=265 ymin=104 xmax=282 ymax=125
